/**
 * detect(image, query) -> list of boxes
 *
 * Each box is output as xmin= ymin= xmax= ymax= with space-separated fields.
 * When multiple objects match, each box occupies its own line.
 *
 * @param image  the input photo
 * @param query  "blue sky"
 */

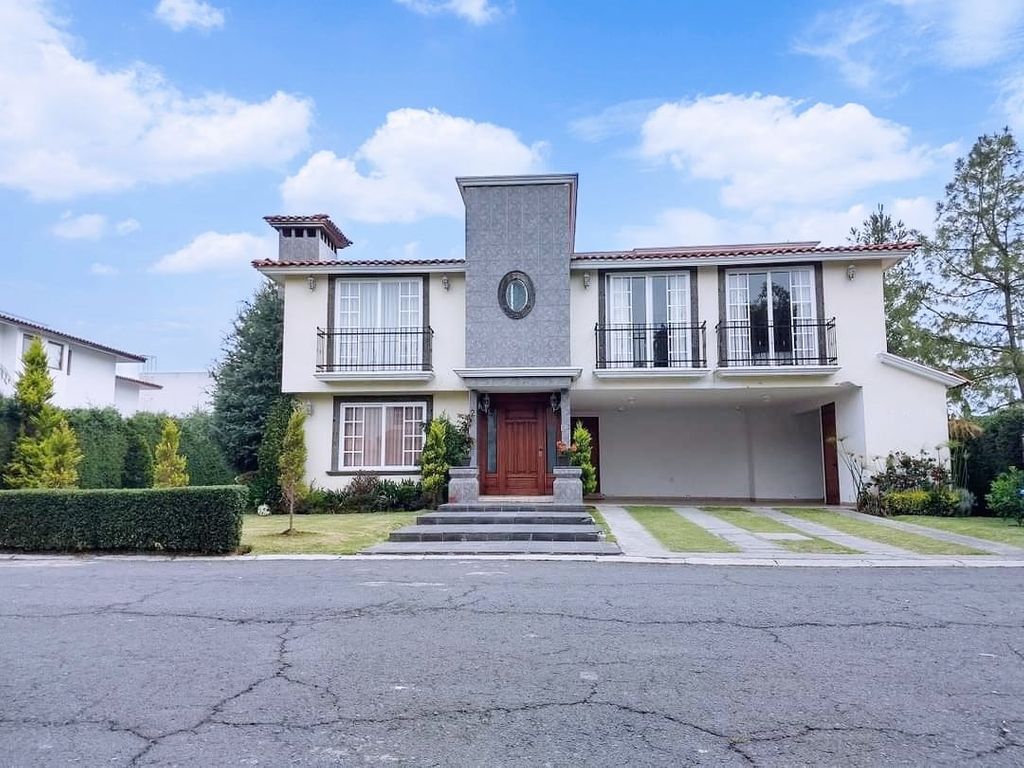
xmin=1 ymin=0 xmax=1022 ymax=369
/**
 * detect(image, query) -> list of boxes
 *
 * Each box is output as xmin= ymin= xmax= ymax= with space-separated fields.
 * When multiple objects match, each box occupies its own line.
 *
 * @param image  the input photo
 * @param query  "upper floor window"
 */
xmin=329 ymin=278 xmax=424 ymax=371
xmin=22 ymin=335 xmax=64 ymax=371
xmin=724 ymin=267 xmax=818 ymax=365
xmin=334 ymin=278 xmax=422 ymax=330
xmin=603 ymin=272 xmax=693 ymax=368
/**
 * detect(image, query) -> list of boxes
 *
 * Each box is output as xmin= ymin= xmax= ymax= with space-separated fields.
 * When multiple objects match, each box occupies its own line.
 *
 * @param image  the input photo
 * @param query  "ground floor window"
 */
xmin=338 ymin=402 xmax=427 ymax=470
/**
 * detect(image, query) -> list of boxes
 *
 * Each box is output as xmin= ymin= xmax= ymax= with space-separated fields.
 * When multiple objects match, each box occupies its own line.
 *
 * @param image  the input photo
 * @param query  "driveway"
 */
xmin=2 ymin=559 xmax=1023 ymax=766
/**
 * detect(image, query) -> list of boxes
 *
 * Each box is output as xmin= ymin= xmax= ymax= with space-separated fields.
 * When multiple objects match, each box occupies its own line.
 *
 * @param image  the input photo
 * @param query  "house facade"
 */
xmin=0 ymin=311 xmax=151 ymax=412
xmin=254 ymin=175 xmax=962 ymax=505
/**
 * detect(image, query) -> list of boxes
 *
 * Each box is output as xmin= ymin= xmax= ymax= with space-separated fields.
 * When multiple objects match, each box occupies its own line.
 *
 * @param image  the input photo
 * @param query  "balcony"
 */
xmin=594 ymin=322 xmax=709 ymax=377
xmin=315 ymin=327 xmax=434 ymax=380
xmin=716 ymin=319 xmax=838 ymax=374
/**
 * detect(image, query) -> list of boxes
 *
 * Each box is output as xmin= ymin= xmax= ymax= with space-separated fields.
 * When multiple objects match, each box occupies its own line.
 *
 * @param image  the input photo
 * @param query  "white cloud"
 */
xmin=796 ymin=0 xmax=1024 ymax=88
xmin=395 ymin=0 xmax=503 ymax=24
xmin=151 ymin=232 xmax=275 ymax=274
xmin=116 ymin=218 xmax=141 ymax=235
xmin=619 ymin=198 xmax=937 ymax=250
xmin=568 ymin=99 xmax=665 ymax=142
xmin=52 ymin=211 xmax=107 ymax=240
xmin=281 ymin=108 xmax=545 ymax=223
xmin=155 ymin=0 xmax=225 ymax=32
xmin=0 ymin=0 xmax=311 ymax=200
xmin=639 ymin=94 xmax=945 ymax=209
xmin=90 ymin=262 xmax=118 ymax=276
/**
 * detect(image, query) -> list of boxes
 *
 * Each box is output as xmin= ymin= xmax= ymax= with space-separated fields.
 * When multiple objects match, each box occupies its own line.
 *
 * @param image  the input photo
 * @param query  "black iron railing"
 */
xmin=716 ymin=319 xmax=837 ymax=367
xmin=595 ymin=322 xmax=707 ymax=369
xmin=316 ymin=327 xmax=433 ymax=372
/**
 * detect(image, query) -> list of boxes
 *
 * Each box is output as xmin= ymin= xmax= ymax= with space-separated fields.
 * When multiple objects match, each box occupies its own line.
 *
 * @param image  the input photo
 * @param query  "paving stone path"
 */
xmin=834 ymin=508 xmax=1024 ymax=557
xmin=672 ymin=507 xmax=786 ymax=554
xmin=753 ymin=507 xmax=916 ymax=556
xmin=593 ymin=505 xmax=671 ymax=557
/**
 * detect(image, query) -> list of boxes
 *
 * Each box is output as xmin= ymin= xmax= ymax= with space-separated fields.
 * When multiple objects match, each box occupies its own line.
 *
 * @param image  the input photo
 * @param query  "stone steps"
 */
xmin=363 ymin=540 xmax=622 ymax=556
xmin=390 ymin=524 xmax=602 ymax=543
xmin=362 ymin=500 xmax=621 ymax=555
xmin=417 ymin=511 xmax=593 ymax=526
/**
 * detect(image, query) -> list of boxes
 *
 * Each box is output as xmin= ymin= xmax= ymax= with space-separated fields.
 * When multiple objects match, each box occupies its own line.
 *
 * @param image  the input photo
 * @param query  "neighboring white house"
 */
xmin=115 ymin=364 xmax=214 ymax=415
xmin=0 ymin=310 xmax=151 ymax=412
xmin=253 ymin=176 xmax=964 ymax=505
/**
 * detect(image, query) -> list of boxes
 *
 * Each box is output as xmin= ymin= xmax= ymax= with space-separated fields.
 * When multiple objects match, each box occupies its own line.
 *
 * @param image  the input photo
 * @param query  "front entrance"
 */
xmin=478 ymin=393 xmax=557 ymax=496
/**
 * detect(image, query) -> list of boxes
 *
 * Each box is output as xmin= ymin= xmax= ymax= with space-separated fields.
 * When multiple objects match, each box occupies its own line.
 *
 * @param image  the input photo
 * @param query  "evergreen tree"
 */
xmin=277 ymin=405 xmax=308 ymax=533
xmin=251 ymin=395 xmax=294 ymax=510
xmin=924 ymin=129 xmax=1024 ymax=409
xmin=153 ymin=418 xmax=189 ymax=488
xmin=3 ymin=338 xmax=82 ymax=489
xmin=211 ymin=281 xmax=284 ymax=473
xmin=419 ymin=419 xmax=449 ymax=508
xmin=848 ymin=204 xmax=932 ymax=361
xmin=569 ymin=421 xmax=598 ymax=495
xmin=122 ymin=428 xmax=154 ymax=488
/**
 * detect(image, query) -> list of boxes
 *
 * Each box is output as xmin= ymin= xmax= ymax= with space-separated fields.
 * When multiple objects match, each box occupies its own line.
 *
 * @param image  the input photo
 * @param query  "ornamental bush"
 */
xmin=986 ymin=468 xmax=1024 ymax=525
xmin=962 ymin=406 xmax=1024 ymax=513
xmin=153 ymin=418 xmax=189 ymax=488
xmin=66 ymin=408 xmax=128 ymax=489
xmin=882 ymin=488 xmax=960 ymax=516
xmin=0 ymin=485 xmax=246 ymax=553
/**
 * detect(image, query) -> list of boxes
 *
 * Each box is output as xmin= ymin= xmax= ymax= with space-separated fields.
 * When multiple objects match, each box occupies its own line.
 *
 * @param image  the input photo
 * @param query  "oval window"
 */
xmin=506 ymin=278 xmax=528 ymax=312
xmin=498 ymin=271 xmax=535 ymax=319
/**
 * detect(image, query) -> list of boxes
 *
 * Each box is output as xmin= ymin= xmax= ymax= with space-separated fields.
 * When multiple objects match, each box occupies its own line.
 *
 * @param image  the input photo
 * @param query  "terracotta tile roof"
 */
xmin=115 ymin=375 xmax=163 ymax=390
xmin=571 ymin=241 xmax=918 ymax=261
xmin=263 ymin=214 xmax=352 ymax=250
xmin=252 ymin=258 xmax=466 ymax=268
xmin=0 ymin=311 xmax=146 ymax=362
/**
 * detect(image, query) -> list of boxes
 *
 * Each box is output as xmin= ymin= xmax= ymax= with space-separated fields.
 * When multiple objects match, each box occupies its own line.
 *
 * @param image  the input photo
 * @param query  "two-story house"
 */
xmin=0 ymin=311 xmax=153 ymax=412
xmin=254 ymin=175 xmax=963 ymax=505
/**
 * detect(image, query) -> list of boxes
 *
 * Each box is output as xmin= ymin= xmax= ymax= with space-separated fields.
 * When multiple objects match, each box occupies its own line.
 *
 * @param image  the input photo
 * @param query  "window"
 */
xmin=333 ymin=278 xmax=423 ymax=368
xmin=725 ymin=268 xmax=818 ymax=364
xmin=338 ymin=402 xmax=427 ymax=470
xmin=497 ymin=271 xmax=535 ymax=319
xmin=605 ymin=272 xmax=691 ymax=367
xmin=22 ymin=335 xmax=64 ymax=371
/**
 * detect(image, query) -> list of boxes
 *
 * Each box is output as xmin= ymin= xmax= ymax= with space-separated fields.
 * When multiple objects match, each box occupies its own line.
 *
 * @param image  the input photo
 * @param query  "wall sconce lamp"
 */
xmin=441 ymin=273 xmax=451 ymax=291
xmin=304 ymin=400 xmax=314 ymax=416
xmin=846 ymin=264 xmax=856 ymax=281
xmin=583 ymin=271 xmax=592 ymax=289
xmin=477 ymin=393 xmax=491 ymax=414
xmin=550 ymin=392 xmax=562 ymax=412
xmin=307 ymin=276 xmax=317 ymax=291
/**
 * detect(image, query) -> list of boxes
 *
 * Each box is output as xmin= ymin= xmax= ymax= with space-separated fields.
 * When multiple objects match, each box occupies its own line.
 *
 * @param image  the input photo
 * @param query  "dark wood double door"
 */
xmin=478 ymin=393 xmax=558 ymax=496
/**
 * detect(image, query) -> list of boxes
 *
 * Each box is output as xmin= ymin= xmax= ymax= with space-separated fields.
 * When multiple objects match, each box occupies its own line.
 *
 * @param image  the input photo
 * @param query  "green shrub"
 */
xmin=0 ymin=485 xmax=245 ymax=553
xmin=122 ymin=428 xmax=153 ymax=488
xmin=153 ymin=419 xmax=189 ymax=488
xmin=871 ymin=451 xmax=950 ymax=493
xmin=986 ymin=468 xmax=1024 ymax=525
xmin=343 ymin=472 xmax=383 ymax=512
xmin=250 ymin=396 xmax=293 ymax=510
xmin=0 ymin=397 xmax=17 ymax=476
xmin=420 ymin=420 xmax=449 ymax=508
xmin=566 ymin=420 xmax=597 ymax=495
xmin=375 ymin=479 xmax=424 ymax=511
xmin=963 ymin=406 xmax=1024 ymax=512
xmin=881 ymin=489 xmax=931 ymax=515
xmin=178 ymin=412 xmax=235 ymax=486
xmin=66 ymin=408 xmax=128 ymax=489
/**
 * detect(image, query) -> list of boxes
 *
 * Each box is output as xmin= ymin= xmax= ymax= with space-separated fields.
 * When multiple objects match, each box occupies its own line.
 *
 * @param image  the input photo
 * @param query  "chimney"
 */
xmin=263 ymin=214 xmax=351 ymax=261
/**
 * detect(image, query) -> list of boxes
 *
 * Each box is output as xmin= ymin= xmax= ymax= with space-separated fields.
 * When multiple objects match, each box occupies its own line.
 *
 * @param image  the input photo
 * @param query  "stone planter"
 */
xmin=447 ymin=466 xmax=479 ymax=504
xmin=552 ymin=465 xmax=584 ymax=504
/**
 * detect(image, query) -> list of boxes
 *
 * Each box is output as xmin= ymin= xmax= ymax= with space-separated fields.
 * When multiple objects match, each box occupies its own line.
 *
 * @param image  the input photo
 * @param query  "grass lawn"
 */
xmin=587 ymin=506 xmax=617 ymax=543
xmin=626 ymin=505 xmax=738 ymax=553
xmin=242 ymin=512 xmax=417 ymax=555
xmin=893 ymin=515 xmax=1024 ymax=549
xmin=778 ymin=508 xmax=987 ymax=556
xmin=701 ymin=506 xmax=860 ymax=555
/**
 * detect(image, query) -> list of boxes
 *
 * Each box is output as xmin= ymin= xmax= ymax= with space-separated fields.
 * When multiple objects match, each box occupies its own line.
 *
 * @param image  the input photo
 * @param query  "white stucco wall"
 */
xmin=114 ymin=378 xmax=142 ymax=415
xmin=588 ymin=404 xmax=824 ymax=500
xmin=139 ymin=372 xmax=213 ymax=414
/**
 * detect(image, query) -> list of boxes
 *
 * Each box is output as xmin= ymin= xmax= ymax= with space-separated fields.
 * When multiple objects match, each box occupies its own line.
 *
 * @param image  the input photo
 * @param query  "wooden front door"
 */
xmin=821 ymin=402 xmax=840 ymax=505
xmin=479 ymin=394 xmax=554 ymax=496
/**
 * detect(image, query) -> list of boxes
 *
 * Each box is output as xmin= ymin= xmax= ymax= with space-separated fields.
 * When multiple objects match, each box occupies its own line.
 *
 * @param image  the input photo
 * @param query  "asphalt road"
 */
xmin=1 ymin=559 xmax=1022 ymax=767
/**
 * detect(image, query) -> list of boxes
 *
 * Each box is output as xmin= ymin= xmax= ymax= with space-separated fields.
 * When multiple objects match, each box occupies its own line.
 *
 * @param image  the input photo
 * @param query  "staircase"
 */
xmin=363 ymin=500 xmax=621 ymax=555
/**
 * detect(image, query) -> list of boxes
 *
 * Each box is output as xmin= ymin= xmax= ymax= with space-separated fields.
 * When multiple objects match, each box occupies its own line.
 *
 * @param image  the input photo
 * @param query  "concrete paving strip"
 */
xmin=832 ymin=508 xmax=1024 ymax=556
xmin=672 ymin=506 xmax=786 ymax=554
xmin=755 ymin=507 xmax=917 ymax=556
xmin=594 ymin=504 xmax=673 ymax=557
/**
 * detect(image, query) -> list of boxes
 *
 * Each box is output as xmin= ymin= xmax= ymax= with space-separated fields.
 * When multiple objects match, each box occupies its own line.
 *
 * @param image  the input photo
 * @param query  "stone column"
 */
xmin=560 ymin=388 xmax=571 ymax=444
xmin=467 ymin=389 xmax=479 ymax=468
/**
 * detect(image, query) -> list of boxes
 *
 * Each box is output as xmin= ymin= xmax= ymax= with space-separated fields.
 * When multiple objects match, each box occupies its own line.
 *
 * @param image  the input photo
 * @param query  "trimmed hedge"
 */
xmin=0 ymin=485 xmax=245 ymax=553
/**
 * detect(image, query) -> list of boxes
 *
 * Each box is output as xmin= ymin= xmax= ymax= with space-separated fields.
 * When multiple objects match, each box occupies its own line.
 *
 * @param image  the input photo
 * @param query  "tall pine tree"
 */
xmin=211 ymin=281 xmax=284 ymax=473
xmin=277 ymin=405 xmax=308 ymax=533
